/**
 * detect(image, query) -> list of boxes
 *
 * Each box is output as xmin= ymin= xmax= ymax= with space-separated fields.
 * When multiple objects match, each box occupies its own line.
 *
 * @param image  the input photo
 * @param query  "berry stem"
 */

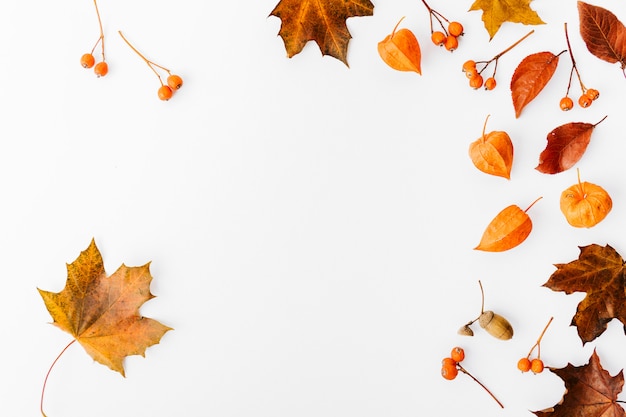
xmin=564 ymin=23 xmax=586 ymax=93
xmin=420 ymin=0 xmax=449 ymax=34
xmin=477 ymin=30 xmax=534 ymax=75
xmin=40 ymin=339 xmax=77 ymax=417
xmin=91 ymin=0 xmax=105 ymax=60
xmin=458 ymin=365 xmax=504 ymax=408
xmin=524 ymin=196 xmax=543 ymax=213
xmin=526 ymin=316 xmax=553 ymax=359
xmin=118 ymin=31 xmax=172 ymax=85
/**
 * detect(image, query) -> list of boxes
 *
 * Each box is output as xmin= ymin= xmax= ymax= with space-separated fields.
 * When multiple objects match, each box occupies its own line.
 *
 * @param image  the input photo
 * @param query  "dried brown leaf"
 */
xmin=511 ymin=51 xmax=562 ymax=118
xmin=578 ymin=1 xmax=626 ymax=71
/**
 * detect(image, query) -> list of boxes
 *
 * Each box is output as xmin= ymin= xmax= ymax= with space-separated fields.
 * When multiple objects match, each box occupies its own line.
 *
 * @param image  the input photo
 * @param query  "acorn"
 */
xmin=478 ymin=310 xmax=514 ymax=340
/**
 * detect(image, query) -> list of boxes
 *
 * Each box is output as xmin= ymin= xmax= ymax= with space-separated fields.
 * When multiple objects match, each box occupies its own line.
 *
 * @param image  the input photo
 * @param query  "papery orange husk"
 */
xmin=560 ymin=171 xmax=612 ymax=228
xmin=378 ymin=17 xmax=421 ymax=74
xmin=475 ymin=198 xmax=542 ymax=252
xmin=469 ymin=115 xmax=513 ymax=179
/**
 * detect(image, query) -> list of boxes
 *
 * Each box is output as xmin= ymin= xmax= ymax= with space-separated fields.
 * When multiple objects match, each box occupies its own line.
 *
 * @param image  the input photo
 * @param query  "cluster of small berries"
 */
xmin=431 ymin=21 xmax=464 ymax=52
xmin=461 ymin=60 xmax=496 ymax=90
xmin=559 ymin=88 xmax=599 ymax=111
xmin=517 ymin=357 xmax=544 ymax=374
xmin=80 ymin=53 xmax=108 ymax=77
xmin=441 ymin=347 xmax=464 ymax=380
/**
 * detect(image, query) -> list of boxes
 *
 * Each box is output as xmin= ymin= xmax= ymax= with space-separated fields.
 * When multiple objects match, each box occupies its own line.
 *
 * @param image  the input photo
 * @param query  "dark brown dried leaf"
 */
xmin=578 ymin=1 xmax=626 ymax=70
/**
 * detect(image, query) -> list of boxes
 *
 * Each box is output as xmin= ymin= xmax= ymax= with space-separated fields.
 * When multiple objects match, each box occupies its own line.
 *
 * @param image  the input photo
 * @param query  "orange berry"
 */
xmin=442 ymin=357 xmax=456 ymax=367
xmin=448 ymin=21 xmax=464 ymax=37
xmin=484 ymin=77 xmax=497 ymax=90
xmin=441 ymin=363 xmax=458 ymax=380
xmin=450 ymin=347 xmax=465 ymax=363
xmin=158 ymin=85 xmax=174 ymax=101
xmin=531 ymin=358 xmax=544 ymax=374
xmin=80 ymin=53 xmax=95 ymax=69
xmin=578 ymin=94 xmax=593 ymax=108
xmin=469 ymin=74 xmax=483 ymax=89
xmin=431 ymin=31 xmax=446 ymax=46
xmin=465 ymin=68 xmax=477 ymax=79
xmin=462 ymin=60 xmax=476 ymax=72
xmin=167 ymin=74 xmax=183 ymax=90
xmin=94 ymin=61 xmax=108 ymax=77
xmin=585 ymin=88 xmax=600 ymax=100
xmin=444 ymin=35 xmax=458 ymax=52
xmin=517 ymin=357 xmax=531 ymax=372
xmin=559 ymin=96 xmax=574 ymax=111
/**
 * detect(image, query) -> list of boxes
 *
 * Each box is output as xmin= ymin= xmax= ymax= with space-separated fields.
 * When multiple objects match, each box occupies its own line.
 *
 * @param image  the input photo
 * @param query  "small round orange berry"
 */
xmin=158 ymin=85 xmax=174 ymax=101
xmin=531 ymin=358 xmax=544 ymax=374
xmin=465 ymin=68 xmax=477 ymax=79
xmin=559 ymin=96 xmax=574 ymax=111
xmin=441 ymin=363 xmax=458 ymax=380
xmin=578 ymin=94 xmax=593 ymax=108
xmin=585 ymin=88 xmax=600 ymax=100
xmin=444 ymin=35 xmax=458 ymax=52
xmin=484 ymin=77 xmax=497 ymax=90
xmin=517 ymin=357 xmax=531 ymax=372
xmin=167 ymin=74 xmax=183 ymax=90
xmin=462 ymin=60 xmax=476 ymax=72
xmin=442 ymin=357 xmax=456 ymax=367
xmin=448 ymin=21 xmax=464 ymax=37
xmin=469 ymin=74 xmax=483 ymax=89
xmin=94 ymin=61 xmax=108 ymax=77
xmin=431 ymin=31 xmax=446 ymax=46
xmin=80 ymin=53 xmax=95 ymax=69
xmin=450 ymin=347 xmax=465 ymax=363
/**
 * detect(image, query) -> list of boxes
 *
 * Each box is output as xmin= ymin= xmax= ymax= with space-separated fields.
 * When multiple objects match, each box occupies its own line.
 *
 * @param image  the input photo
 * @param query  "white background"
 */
xmin=1 ymin=0 xmax=626 ymax=416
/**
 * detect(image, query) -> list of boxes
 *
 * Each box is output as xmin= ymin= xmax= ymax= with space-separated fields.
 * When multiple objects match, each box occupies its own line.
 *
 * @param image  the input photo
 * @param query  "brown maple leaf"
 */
xmin=578 ymin=1 xmax=626 ymax=73
xmin=535 ymin=116 xmax=606 ymax=175
xmin=533 ymin=349 xmax=625 ymax=417
xmin=38 ymin=239 xmax=172 ymax=375
xmin=543 ymin=244 xmax=626 ymax=344
xmin=469 ymin=0 xmax=545 ymax=40
xmin=269 ymin=0 xmax=374 ymax=66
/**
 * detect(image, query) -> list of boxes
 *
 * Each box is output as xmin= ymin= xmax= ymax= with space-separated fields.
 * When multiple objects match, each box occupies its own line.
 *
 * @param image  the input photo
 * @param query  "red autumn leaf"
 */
xmin=269 ymin=0 xmax=375 ymax=66
xmin=535 ymin=116 xmax=606 ymax=174
xmin=510 ymin=51 xmax=562 ymax=118
xmin=533 ymin=350 xmax=625 ymax=417
xmin=578 ymin=1 xmax=626 ymax=72
xmin=543 ymin=244 xmax=626 ymax=344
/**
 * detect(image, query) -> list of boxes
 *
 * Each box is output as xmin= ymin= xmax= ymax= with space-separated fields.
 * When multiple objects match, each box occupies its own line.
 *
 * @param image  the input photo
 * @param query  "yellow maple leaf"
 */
xmin=270 ymin=0 xmax=374 ymax=66
xmin=469 ymin=0 xmax=545 ymax=39
xmin=38 ymin=239 xmax=172 ymax=376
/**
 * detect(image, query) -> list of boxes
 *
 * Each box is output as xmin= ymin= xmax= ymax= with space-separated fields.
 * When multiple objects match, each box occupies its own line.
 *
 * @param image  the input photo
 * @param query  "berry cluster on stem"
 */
xmin=517 ymin=316 xmax=553 ymax=374
xmin=462 ymin=30 xmax=534 ymax=90
xmin=80 ymin=0 xmax=108 ymax=77
xmin=421 ymin=0 xmax=464 ymax=52
xmin=560 ymin=23 xmax=599 ymax=110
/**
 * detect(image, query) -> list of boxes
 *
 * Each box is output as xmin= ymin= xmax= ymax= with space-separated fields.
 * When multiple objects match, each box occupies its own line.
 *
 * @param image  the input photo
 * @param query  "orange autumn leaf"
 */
xmin=38 ymin=239 xmax=172 ymax=375
xmin=475 ymin=198 xmax=541 ymax=252
xmin=378 ymin=17 xmax=421 ymax=74
xmin=468 ymin=115 xmax=513 ymax=179
xmin=536 ymin=116 xmax=607 ymax=174
xmin=511 ymin=51 xmax=562 ymax=118
xmin=578 ymin=1 xmax=626 ymax=73
xmin=269 ymin=0 xmax=375 ymax=66
xmin=469 ymin=0 xmax=545 ymax=40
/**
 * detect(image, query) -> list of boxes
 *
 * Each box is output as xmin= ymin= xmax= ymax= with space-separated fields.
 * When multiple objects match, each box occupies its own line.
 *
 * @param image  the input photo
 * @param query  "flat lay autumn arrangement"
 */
xmin=2 ymin=0 xmax=626 ymax=416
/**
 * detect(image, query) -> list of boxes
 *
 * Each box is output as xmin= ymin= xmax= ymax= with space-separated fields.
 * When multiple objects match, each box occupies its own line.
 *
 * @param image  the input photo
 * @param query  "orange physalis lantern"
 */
xmin=560 ymin=170 xmax=612 ymax=228
xmin=469 ymin=115 xmax=514 ymax=179
xmin=474 ymin=197 xmax=542 ymax=252
xmin=378 ymin=17 xmax=422 ymax=74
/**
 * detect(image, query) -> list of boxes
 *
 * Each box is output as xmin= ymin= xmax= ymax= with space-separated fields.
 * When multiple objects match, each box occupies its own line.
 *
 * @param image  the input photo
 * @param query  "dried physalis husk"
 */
xmin=469 ymin=115 xmax=513 ymax=179
xmin=560 ymin=170 xmax=612 ymax=228
xmin=474 ymin=197 xmax=542 ymax=252
xmin=378 ymin=17 xmax=421 ymax=74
